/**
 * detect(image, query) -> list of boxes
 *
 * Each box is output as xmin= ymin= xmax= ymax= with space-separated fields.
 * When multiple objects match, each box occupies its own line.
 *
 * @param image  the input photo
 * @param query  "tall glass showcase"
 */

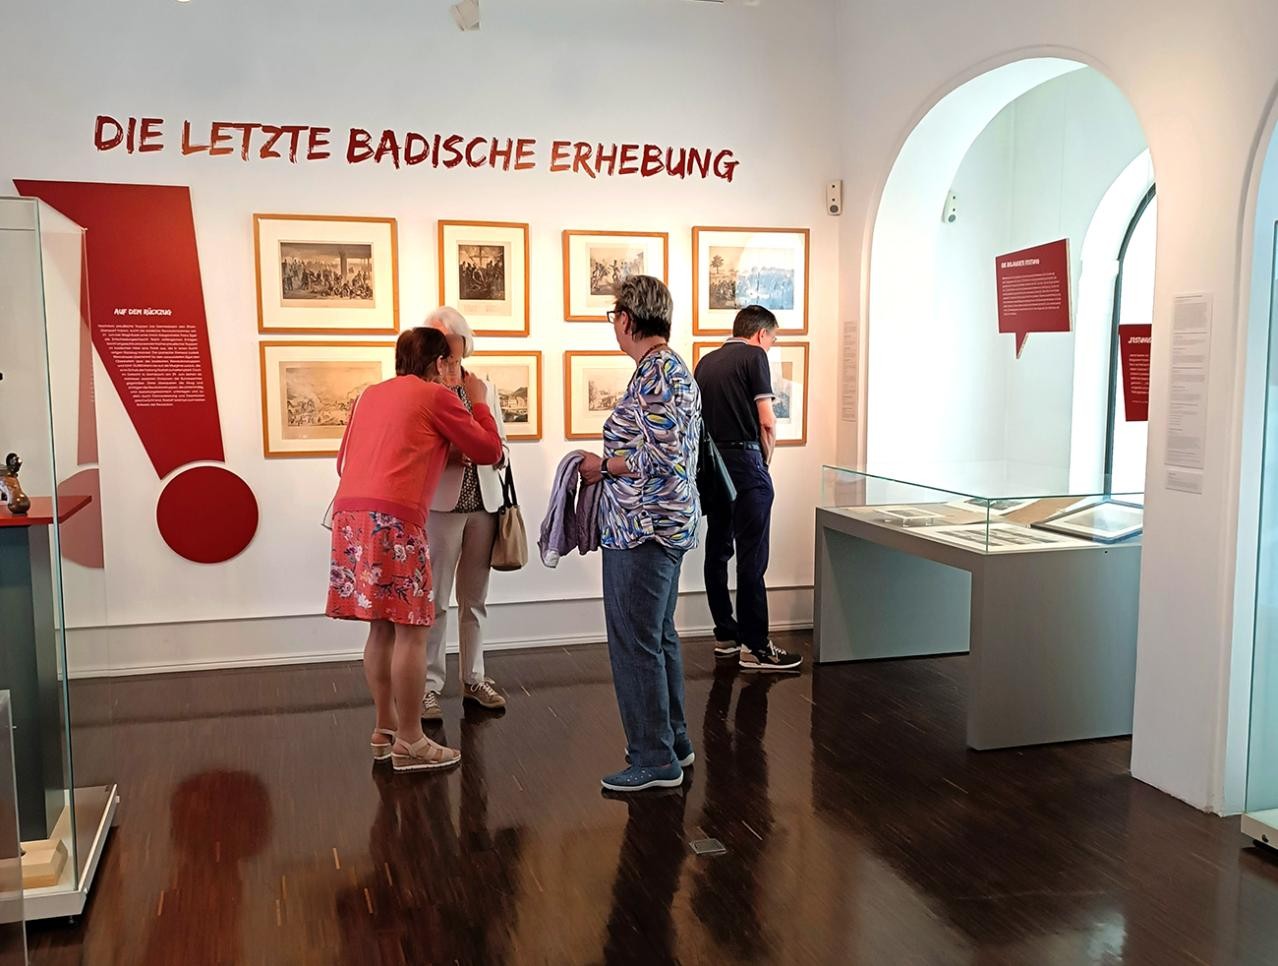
xmin=0 ymin=695 xmax=28 ymax=964
xmin=0 ymin=197 xmax=118 ymax=919
xmin=1245 ymin=224 xmax=1278 ymax=848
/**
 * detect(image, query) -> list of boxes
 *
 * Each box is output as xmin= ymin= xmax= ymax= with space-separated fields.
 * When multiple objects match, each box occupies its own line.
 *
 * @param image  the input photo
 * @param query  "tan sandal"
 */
xmin=370 ymin=728 xmax=396 ymax=762
xmin=391 ymin=735 xmax=461 ymax=773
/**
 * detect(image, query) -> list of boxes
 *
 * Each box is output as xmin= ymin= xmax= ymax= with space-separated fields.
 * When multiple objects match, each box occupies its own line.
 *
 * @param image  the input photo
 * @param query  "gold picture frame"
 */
xmin=467 ymin=350 xmax=544 ymax=442
xmin=438 ymin=220 xmax=530 ymax=337
xmin=692 ymin=226 xmax=810 ymax=336
xmin=562 ymin=230 xmax=669 ymax=321
xmin=692 ymin=340 xmax=809 ymax=446
xmin=254 ymin=214 xmax=399 ymax=335
xmin=563 ymin=350 xmax=634 ymax=440
xmin=259 ymin=341 xmax=394 ymax=458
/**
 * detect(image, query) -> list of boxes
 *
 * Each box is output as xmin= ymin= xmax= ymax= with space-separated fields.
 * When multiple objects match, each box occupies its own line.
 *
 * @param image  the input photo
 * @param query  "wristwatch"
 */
xmin=599 ymin=454 xmax=613 ymax=479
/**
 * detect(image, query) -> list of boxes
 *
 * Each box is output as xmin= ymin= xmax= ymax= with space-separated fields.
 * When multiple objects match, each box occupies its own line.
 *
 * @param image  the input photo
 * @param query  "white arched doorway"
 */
xmin=865 ymin=58 xmax=1155 ymax=497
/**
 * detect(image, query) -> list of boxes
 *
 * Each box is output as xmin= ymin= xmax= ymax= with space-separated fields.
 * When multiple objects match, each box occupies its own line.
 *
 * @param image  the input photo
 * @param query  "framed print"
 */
xmin=692 ymin=340 xmax=809 ymax=446
xmin=467 ymin=351 xmax=544 ymax=441
xmin=564 ymin=351 xmax=634 ymax=440
xmin=438 ymin=220 xmax=530 ymax=336
xmin=1032 ymin=500 xmax=1144 ymax=544
xmin=254 ymin=214 xmax=399 ymax=334
xmin=563 ymin=230 xmax=669 ymax=321
xmin=693 ymin=226 xmax=809 ymax=335
xmin=259 ymin=341 xmax=394 ymax=458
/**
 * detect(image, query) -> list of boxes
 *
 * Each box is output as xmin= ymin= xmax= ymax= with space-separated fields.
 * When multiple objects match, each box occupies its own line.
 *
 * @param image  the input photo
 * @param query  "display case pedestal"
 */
xmin=0 ymin=498 xmax=88 ymax=844
xmin=0 ymin=497 xmax=116 ymax=921
xmin=20 ymin=785 xmax=116 ymax=922
xmin=1242 ymin=810 xmax=1278 ymax=851
xmin=815 ymin=506 xmax=1142 ymax=750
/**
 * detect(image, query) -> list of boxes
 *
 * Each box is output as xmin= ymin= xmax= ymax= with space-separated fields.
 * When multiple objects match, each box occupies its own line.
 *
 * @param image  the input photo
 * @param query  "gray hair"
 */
xmin=614 ymin=275 xmax=673 ymax=340
xmin=424 ymin=306 xmax=475 ymax=357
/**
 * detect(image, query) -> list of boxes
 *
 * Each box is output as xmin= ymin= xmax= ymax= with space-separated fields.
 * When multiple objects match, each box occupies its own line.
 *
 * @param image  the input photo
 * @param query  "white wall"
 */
xmin=0 ymin=0 xmax=842 ymax=671
xmin=836 ymin=0 xmax=1278 ymax=813
xmin=868 ymin=66 xmax=1147 ymax=494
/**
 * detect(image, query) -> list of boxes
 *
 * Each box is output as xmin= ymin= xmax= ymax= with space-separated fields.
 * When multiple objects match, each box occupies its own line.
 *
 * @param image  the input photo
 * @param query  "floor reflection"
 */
xmin=692 ymin=667 xmax=778 ymax=961
xmin=338 ymin=710 xmax=524 ymax=964
xmin=601 ymin=788 xmax=689 ymax=965
xmin=31 ymin=642 xmax=1278 ymax=965
xmin=140 ymin=770 xmax=271 ymax=966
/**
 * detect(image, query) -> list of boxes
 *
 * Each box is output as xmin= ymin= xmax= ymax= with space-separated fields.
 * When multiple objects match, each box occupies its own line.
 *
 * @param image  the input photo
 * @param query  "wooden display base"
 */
xmin=21 ymin=805 xmax=70 ymax=889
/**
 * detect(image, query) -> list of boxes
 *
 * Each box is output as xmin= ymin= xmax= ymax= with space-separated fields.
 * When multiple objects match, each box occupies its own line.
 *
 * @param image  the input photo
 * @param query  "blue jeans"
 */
xmin=602 ymin=540 xmax=689 ymax=769
xmin=704 ymin=449 xmax=774 ymax=651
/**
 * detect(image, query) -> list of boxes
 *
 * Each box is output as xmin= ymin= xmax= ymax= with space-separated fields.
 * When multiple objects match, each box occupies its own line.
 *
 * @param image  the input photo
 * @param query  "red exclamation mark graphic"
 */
xmin=17 ymin=180 xmax=259 ymax=564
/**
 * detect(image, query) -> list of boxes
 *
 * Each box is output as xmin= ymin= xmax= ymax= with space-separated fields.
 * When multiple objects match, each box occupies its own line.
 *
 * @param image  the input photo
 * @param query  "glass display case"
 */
xmin=814 ymin=465 xmax=1144 ymax=749
xmin=1244 ymin=223 xmax=1278 ymax=849
xmin=0 ymin=197 xmax=118 ymax=920
xmin=820 ymin=466 xmax=1145 ymax=554
xmin=0 ymin=695 xmax=27 ymax=965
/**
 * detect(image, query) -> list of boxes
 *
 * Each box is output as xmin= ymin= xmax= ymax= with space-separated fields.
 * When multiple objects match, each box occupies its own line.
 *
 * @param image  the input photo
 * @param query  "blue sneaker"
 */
xmin=601 ymin=762 xmax=684 ymax=793
xmin=625 ymin=741 xmax=695 ymax=768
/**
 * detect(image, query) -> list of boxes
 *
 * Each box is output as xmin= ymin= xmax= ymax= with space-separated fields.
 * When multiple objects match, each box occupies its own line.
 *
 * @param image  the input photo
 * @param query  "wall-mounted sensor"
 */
xmin=827 ymin=180 xmax=843 ymax=216
xmin=942 ymin=191 xmax=958 ymax=224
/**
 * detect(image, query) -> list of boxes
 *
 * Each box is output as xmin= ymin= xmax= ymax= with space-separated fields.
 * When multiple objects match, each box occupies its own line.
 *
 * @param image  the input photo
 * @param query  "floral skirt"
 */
xmin=326 ymin=511 xmax=435 ymax=626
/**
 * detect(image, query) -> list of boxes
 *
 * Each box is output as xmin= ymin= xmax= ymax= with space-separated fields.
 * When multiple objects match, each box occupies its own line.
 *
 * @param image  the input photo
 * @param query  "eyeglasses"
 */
xmin=607 ymin=306 xmax=629 ymax=325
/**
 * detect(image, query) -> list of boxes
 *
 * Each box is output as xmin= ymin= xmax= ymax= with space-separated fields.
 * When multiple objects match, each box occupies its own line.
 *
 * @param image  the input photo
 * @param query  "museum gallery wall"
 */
xmin=0 ymin=0 xmax=841 ymax=673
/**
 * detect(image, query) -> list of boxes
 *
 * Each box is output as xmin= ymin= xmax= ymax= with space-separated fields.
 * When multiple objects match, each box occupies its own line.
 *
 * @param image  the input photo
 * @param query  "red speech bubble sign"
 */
xmin=995 ymin=239 xmax=1071 ymax=357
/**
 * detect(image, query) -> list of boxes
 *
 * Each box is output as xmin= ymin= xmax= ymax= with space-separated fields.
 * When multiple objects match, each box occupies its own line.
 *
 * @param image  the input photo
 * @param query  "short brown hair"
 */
xmin=395 ymin=326 xmax=450 ymax=378
xmin=614 ymin=275 xmax=674 ymax=341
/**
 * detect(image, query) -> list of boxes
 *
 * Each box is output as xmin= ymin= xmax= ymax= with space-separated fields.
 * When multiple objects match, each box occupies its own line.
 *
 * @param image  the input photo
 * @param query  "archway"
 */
xmin=865 ymin=58 xmax=1155 ymax=497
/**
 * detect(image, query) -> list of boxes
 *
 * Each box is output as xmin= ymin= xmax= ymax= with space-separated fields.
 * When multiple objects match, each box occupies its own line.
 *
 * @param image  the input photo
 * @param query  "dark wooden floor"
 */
xmin=24 ymin=632 xmax=1278 ymax=965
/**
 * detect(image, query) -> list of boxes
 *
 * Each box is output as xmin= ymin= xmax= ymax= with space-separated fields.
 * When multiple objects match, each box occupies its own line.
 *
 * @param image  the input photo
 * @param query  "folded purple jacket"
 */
xmin=538 ymin=450 xmax=602 ymax=567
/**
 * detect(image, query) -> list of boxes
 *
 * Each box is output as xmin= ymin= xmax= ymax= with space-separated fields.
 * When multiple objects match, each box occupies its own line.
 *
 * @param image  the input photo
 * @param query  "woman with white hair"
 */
xmin=420 ymin=306 xmax=510 ymax=719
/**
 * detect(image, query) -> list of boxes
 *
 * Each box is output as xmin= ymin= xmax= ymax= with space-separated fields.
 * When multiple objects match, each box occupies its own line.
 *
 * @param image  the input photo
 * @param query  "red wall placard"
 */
xmin=1119 ymin=324 xmax=1152 ymax=423
xmin=15 ymin=180 xmax=258 ymax=563
xmin=995 ymin=239 xmax=1072 ymax=357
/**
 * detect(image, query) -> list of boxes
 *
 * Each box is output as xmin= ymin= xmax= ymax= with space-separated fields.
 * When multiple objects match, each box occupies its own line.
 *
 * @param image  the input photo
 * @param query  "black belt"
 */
xmin=718 ymin=441 xmax=760 ymax=451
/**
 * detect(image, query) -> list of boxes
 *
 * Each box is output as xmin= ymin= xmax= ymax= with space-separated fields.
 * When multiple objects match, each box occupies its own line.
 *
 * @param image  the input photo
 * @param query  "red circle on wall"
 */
xmin=157 ymin=466 xmax=258 ymax=564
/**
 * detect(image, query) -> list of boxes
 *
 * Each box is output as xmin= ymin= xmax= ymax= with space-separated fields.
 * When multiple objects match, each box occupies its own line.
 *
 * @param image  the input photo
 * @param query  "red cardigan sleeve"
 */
xmin=335 ymin=392 xmax=362 ymax=477
xmin=430 ymin=389 xmax=504 ymax=466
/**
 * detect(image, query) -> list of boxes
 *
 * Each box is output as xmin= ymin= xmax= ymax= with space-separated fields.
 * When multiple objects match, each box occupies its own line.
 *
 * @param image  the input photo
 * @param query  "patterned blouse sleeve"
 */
xmin=622 ymin=358 xmax=691 ymax=479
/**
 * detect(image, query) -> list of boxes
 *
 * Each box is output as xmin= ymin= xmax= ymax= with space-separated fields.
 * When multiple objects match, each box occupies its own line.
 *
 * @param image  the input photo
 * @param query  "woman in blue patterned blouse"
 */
xmin=579 ymin=275 xmax=702 ymax=793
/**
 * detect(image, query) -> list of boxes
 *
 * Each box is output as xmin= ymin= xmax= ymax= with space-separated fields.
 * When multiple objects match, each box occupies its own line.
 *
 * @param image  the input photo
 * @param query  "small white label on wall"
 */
xmin=1163 ymin=293 xmax=1211 ymax=492
xmin=1166 ymin=468 xmax=1204 ymax=495
xmin=841 ymin=320 xmax=859 ymax=423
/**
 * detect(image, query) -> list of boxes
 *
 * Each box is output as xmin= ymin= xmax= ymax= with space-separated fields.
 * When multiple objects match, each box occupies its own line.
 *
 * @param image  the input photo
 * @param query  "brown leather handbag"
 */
xmin=491 ymin=464 xmax=528 ymax=572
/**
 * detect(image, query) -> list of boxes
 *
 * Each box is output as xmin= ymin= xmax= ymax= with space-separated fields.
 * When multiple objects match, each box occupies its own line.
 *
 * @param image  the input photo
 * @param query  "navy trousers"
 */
xmin=703 ymin=449 xmax=774 ymax=652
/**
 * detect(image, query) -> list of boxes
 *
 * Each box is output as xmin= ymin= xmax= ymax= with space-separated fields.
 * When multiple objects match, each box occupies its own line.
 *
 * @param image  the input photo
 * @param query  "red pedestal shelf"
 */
xmin=0 ymin=495 xmax=92 ymax=529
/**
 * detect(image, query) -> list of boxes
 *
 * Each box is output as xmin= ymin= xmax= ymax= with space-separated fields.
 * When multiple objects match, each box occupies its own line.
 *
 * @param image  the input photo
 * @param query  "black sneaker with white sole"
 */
xmin=739 ymin=640 xmax=802 ymax=673
xmin=713 ymin=641 xmax=741 ymax=659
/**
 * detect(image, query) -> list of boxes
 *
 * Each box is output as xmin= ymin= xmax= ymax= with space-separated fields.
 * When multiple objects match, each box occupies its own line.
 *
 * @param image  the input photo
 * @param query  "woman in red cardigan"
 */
xmin=327 ymin=327 xmax=504 ymax=773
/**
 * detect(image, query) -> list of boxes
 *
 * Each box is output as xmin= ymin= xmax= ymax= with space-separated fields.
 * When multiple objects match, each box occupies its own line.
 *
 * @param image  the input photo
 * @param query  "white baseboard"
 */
xmin=65 ymin=587 xmax=814 ymax=678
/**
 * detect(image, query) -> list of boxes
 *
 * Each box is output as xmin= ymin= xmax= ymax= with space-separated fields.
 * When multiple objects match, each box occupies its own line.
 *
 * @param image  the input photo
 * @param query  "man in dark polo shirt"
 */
xmin=694 ymin=305 xmax=802 ymax=672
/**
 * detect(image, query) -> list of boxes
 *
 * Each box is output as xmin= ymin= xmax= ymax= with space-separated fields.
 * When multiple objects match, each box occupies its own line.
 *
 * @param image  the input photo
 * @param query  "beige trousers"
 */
xmin=426 ymin=510 xmax=497 ymax=693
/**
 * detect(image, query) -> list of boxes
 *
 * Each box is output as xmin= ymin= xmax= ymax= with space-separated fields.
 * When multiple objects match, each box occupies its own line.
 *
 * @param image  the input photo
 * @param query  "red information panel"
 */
xmin=1118 ymin=324 xmax=1152 ymax=423
xmin=15 ymin=180 xmax=257 ymax=563
xmin=995 ymin=239 xmax=1071 ymax=357
xmin=16 ymin=181 xmax=223 ymax=475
